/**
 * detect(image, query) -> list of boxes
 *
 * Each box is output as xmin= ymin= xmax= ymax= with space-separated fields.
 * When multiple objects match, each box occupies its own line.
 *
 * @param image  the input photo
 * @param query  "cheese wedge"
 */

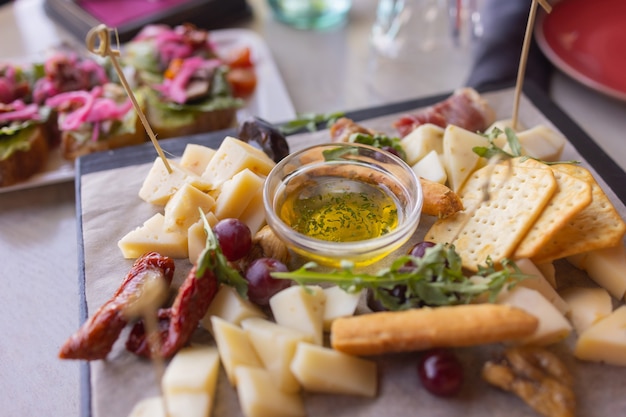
xmin=139 ymin=158 xmax=211 ymax=206
xmin=269 ymin=285 xmax=326 ymax=345
xmin=213 ymin=168 xmax=265 ymax=220
xmin=238 ymin=186 xmax=266 ymax=236
xmin=574 ymin=305 xmax=626 ymax=366
xmin=290 ymin=342 xmax=377 ymax=397
xmin=187 ymin=213 xmax=218 ymax=265
xmin=322 ymin=286 xmax=361 ymax=331
xmin=241 ymin=317 xmax=312 ymax=393
xmin=400 ymin=123 xmax=444 ymax=165
xmin=504 ymin=125 xmax=566 ymax=162
xmin=127 ymin=397 xmax=166 ymax=417
xmin=567 ymin=244 xmax=626 ymax=300
xmin=200 ymin=285 xmax=265 ymax=332
xmin=560 ymin=286 xmax=613 ymax=335
xmin=235 ymin=366 xmax=306 ymax=417
xmin=497 ymin=286 xmax=572 ymax=346
xmin=161 ymin=346 xmax=220 ymax=417
xmin=411 ymin=149 xmax=447 ymax=184
xmin=513 ymin=259 xmax=569 ymax=315
xmin=180 ymin=143 xmax=216 ymax=176
xmin=211 ymin=316 xmax=262 ymax=386
xmin=118 ymin=213 xmax=188 ymax=259
xmin=163 ymin=183 xmax=215 ymax=233
xmin=442 ymin=125 xmax=489 ymax=192
xmin=202 ymin=136 xmax=275 ymax=187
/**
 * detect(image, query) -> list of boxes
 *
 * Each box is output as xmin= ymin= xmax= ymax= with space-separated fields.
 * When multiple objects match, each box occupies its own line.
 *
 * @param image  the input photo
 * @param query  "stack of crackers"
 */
xmin=426 ymin=157 xmax=626 ymax=271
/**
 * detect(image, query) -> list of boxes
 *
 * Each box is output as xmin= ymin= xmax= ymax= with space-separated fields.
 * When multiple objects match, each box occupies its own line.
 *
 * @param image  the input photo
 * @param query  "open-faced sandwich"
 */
xmin=32 ymin=50 xmax=111 ymax=106
xmin=45 ymin=83 xmax=146 ymax=161
xmin=0 ymin=63 xmax=52 ymax=187
xmin=124 ymin=23 xmax=256 ymax=139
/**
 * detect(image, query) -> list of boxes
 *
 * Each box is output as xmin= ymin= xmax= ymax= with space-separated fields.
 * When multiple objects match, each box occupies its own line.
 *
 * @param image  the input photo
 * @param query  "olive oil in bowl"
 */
xmin=264 ymin=143 xmax=423 ymax=267
xmin=279 ymin=176 xmax=399 ymax=243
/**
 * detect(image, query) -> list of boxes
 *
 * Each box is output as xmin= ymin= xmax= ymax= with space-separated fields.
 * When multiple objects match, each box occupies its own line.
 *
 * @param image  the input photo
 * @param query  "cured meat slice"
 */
xmin=393 ymin=88 xmax=496 ymax=137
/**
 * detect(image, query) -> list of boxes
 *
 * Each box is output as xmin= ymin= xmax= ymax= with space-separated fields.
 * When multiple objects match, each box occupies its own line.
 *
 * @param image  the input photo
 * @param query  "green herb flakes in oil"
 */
xmin=279 ymin=177 xmax=399 ymax=242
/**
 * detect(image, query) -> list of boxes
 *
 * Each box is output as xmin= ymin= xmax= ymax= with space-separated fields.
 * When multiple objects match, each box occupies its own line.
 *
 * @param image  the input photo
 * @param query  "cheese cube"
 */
xmin=235 ymin=366 xmax=306 ymax=417
xmin=127 ymin=397 xmax=166 ymax=417
xmin=486 ymin=119 xmax=525 ymax=135
xmin=400 ymin=123 xmax=444 ymax=165
xmin=497 ymin=286 xmax=572 ymax=346
xmin=118 ymin=213 xmax=188 ymax=259
xmin=508 ymin=125 xmax=566 ymax=162
xmin=290 ymin=343 xmax=377 ymax=397
xmin=513 ymin=259 xmax=569 ymax=315
xmin=322 ymin=286 xmax=361 ymax=331
xmin=211 ymin=316 xmax=262 ymax=386
xmin=200 ymin=285 xmax=265 ymax=332
xmin=162 ymin=346 xmax=220 ymax=395
xmin=560 ymin=286 xmax=613 ymax=335
xmin=411 ymin=149 xmax=447 ymax=184
xmin=238 ymin=186 xmax=266 ymax=236
xmin=574 ymin=305 xmax=626 ymax=366
xmin=270 ymin=285 xmax=326 ymax=345
xmin=567 ymin=244 xmax=626 ymax=300
xmin=202 ymin=136 xmax=275 ymax=187
xmin=139 ymin=158 xmax=211 ymax=206
xmin=163 ymin=183 xmax=215 ymax=233
xmin=442 ymin=125 xmax=489 ymax=192
xmin=180 ymin=144 xmax=216 ymax=176
xmin=187 ymin=213 xmax=219 ymax=265
xmin=166 ymin=393 xmax=211 ymax=417
xmin=213 ymin=169 xmax=265 ymax=220
xmin=162 ymin=346 xmax=220 ymax=417
xmin=241 ymin=317 xmax=313 ymax=393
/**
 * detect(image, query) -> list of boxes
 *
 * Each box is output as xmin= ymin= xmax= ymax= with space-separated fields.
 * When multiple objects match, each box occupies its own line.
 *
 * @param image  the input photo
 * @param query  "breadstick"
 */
xmin=419 ymin=177 xmax=464 ymax=219
xmin=330 ymin=304 xmax=538 ymax=356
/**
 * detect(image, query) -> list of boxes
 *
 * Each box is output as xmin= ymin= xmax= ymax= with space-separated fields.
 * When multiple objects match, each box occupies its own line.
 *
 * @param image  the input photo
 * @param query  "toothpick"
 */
xmin=512 ymin=0 xmax=552 ymax=130
xmin=85 ymin=25 xmax=172 ymax=174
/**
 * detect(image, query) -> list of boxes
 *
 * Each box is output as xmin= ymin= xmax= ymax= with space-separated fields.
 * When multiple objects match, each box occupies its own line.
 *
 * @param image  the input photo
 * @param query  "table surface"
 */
xmin=1 ymin=1 xmax=625 ymax=416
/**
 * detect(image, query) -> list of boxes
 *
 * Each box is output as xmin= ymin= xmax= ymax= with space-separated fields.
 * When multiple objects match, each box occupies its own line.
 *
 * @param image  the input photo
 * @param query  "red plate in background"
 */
xmin=535 ymin=0 xmax=626 ymax=101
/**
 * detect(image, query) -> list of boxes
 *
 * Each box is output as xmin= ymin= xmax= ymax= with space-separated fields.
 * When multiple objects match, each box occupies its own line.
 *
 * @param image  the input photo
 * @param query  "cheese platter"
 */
xmin=72 ymin=82 xmax=626 ymax=417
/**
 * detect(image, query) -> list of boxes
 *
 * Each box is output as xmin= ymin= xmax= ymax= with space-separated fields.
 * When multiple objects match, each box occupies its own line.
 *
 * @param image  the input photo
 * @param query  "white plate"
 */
xmin=0 ymin=28 xmax=296 ymax=194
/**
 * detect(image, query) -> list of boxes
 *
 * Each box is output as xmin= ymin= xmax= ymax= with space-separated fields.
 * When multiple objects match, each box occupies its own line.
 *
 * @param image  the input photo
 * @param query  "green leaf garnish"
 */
xmin=473 ymin=127 xmax=580 ymax=165
xmin=348 ymin=132 xmax=407 ymax=162
xmin=279 ymin=111 xmax=346 ymax=135
xmin=271 ymin=243 xmax=528 ymax=311
xmin=197 ymin=211 xmax=248 ymax=298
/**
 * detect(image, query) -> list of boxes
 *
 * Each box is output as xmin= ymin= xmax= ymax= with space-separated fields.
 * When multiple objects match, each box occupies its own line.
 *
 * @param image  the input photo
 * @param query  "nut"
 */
xmin=482 ymin=346 xmax=575 ymax=417
xmin=249 ymin=225 xmax=291 ymax=265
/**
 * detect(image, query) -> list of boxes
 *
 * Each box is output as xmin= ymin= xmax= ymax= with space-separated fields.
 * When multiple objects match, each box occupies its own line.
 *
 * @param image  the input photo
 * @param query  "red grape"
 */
xmin=417 ymin=348 xmax=464 ymax=396
xmin=213 ymin=218 xmax=252 ymax=262
xmin=409 ymin=241 xmax=436 ymax=258
xmin=244 ymin=258 xmax=291 ymax=306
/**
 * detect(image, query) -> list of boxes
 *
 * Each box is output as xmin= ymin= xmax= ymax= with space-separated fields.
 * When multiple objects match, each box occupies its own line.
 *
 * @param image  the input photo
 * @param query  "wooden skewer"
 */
xmin=511 ymin=0 xmax=551 ymax=130
xmin=85 ymin=25 xmax=172 ymax=174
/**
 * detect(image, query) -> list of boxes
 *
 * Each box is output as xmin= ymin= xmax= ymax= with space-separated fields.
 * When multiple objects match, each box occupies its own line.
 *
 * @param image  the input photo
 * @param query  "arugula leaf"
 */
xmin=271 ymin=243 xmax=528 ymax=311
xmin=348 ymin=132 xmax=407 ymax=162
xmin=279 ymin=111 xmax=346 ymax=135
xmin=473 ymin=127 xmax=580 ymax=165
xmin=197 ymin=211 xmax=248 ymax=297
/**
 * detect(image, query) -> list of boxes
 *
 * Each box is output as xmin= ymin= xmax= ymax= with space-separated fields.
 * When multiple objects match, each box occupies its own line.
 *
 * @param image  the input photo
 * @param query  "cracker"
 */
xmin=513 ymin=160 xmax=593 ymax=258
xmin=426 ymin=162 xmax=557 ymax=271
xmin=330 ymin=304 xmax=539 ymax=356
xmin=531 ymin=164 xmax=626 ymax=264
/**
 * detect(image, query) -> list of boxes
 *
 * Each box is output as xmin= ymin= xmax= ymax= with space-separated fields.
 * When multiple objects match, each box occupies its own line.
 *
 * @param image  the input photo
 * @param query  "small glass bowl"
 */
xmin=263 ymin=142 xmax=423 ymax=268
